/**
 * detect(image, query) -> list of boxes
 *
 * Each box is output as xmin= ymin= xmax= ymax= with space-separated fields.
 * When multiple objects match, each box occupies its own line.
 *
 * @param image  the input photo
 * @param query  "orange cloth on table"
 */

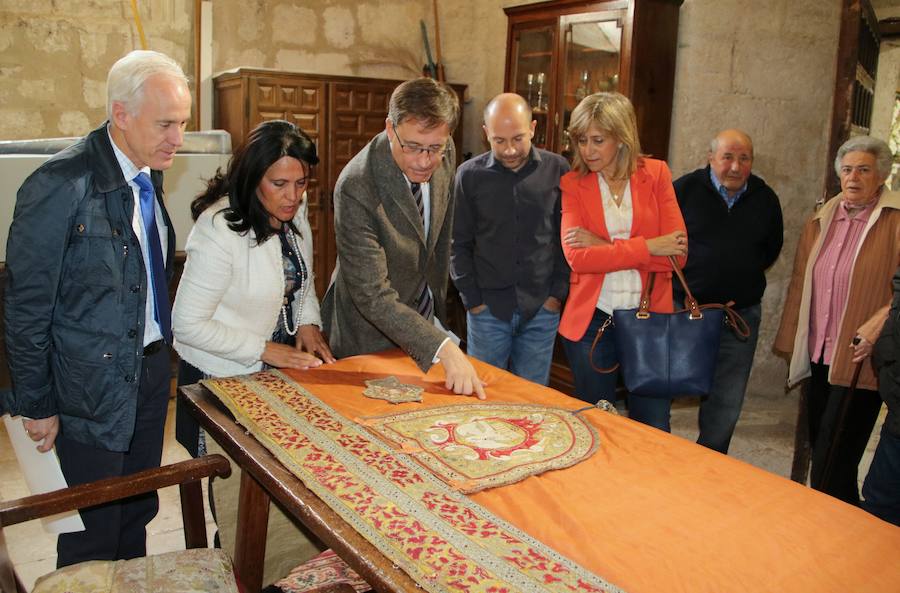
xmin=284 ymin=350 xmax=900 ymax=593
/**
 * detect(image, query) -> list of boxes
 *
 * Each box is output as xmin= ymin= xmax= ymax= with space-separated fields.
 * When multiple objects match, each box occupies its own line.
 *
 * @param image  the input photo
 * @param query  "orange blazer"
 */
xmin=559 ymin=157 xmax=687 ymax=341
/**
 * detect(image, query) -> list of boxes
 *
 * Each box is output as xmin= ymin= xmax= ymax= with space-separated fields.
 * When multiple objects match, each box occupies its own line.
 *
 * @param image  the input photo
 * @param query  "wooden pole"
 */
xmin=193 ymin=0 xmax=202 ymax=131
xmin=128 ymin=0 xmax=148 ymax=50
xmin=432 ymin=0 xmax=445 ymax=82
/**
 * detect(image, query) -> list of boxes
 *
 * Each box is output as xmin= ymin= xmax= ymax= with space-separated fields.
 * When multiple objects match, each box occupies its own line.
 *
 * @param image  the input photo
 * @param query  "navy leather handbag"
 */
xmin=590 ymin=256 xmax=749 ymax=399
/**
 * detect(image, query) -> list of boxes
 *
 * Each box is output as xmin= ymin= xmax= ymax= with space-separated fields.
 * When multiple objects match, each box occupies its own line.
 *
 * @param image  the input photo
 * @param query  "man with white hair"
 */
xmin=4 ymin=50 xmax=191 ymax=566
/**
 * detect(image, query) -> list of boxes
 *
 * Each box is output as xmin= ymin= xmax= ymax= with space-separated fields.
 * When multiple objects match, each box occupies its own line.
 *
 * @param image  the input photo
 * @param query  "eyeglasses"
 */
xmin=391 ymin=123 xmax=449 ymax=158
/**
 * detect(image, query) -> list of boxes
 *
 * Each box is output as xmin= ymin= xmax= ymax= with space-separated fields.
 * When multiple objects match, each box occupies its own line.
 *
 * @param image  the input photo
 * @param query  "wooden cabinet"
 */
xmin=505 ymin=0 xmax=682 ymax=161
xmin=213 ymin=69 xmax=466 ymax=299
xmin=503 ymin=0 xmax=682 ymax=394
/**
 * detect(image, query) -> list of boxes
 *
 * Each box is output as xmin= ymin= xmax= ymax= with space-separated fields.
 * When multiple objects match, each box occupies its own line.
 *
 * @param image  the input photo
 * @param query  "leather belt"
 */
xmin=143 ymin=340 xmax=164 ymax=357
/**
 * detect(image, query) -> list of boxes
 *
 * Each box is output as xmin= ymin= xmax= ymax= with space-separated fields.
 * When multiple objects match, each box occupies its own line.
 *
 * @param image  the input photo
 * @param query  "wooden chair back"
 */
xmin=0 ymin=455 xmax=231 ymax=593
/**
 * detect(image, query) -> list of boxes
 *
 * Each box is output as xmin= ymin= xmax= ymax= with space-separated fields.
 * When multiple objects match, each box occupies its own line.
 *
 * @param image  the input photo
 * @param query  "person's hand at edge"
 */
xmin=262 ymin=341 xmax=322 ymax=370
xmin=23 ymin=415 xmax=59 ymax=453
xmin=298 ymin=324 xmax=336 ymax=363
xmin=438 ymin=341 xmax=487 ymax=400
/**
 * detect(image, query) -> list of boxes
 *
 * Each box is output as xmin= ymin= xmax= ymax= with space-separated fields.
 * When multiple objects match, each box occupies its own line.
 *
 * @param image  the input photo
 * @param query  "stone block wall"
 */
xmin=0 ymin=0 xmax=194 ymax=140
xmin=208 ymin=0 xmax=534 ymax=159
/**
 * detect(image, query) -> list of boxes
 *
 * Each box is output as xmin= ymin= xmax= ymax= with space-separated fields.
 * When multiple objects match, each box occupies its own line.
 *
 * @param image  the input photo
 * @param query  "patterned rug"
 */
xmin=359 ymin=403 xmax=598 ymax=493
xmin=274 ymin=549 xmax=370 ymax=593
xmin=201 ymin=370 xmax=626 ymax=593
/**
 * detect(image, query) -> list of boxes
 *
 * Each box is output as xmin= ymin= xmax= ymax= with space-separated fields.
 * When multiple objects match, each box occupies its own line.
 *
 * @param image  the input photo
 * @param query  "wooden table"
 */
xmin=180 ymin=351 xmax=900 ymax=593
xmin=179 ymin=381 xmax=420 ymax=593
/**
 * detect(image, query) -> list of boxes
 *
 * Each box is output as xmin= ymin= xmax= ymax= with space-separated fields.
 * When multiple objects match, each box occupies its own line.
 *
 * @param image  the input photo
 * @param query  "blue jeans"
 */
xmin=562 ymin=308 xmax=671 ymax=431
xmin=466 ymin=305 xmax=560 ymax=385
xmin=697 ymin=303 xmax=762 ymax=453
xmin=862 ymin=423 xmax=900 ymax=526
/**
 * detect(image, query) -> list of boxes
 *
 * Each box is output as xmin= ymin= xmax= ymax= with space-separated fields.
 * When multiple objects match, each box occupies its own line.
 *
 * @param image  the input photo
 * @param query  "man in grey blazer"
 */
xmin=323 ymin=78 xmax=485 ymax=398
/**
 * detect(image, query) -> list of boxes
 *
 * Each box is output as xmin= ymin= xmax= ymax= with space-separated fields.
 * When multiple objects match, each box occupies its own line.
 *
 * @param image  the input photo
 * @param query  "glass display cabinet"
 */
xmin=505 ymin=0 xmax=683 ymax=162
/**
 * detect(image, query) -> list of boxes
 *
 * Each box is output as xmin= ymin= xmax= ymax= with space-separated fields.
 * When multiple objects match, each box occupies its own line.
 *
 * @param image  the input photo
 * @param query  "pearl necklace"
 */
xmin=279 ymin=226 xmax=308 ymax=337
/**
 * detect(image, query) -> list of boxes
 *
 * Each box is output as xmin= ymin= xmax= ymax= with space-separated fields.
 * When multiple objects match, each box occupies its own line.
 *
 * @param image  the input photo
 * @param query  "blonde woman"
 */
xmin=559 ymin=92 xmax=687 ymax=430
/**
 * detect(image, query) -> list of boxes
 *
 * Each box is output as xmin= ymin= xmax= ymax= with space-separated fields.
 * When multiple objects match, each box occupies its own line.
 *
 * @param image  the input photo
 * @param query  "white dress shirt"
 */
xmin=596 ymin=174 xmax=642 ymax=314
xmin=107 ymin=126 xmax=168 ymax=346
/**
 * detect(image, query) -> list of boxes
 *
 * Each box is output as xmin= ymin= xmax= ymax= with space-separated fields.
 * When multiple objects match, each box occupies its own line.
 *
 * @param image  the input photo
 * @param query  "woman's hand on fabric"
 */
xmin=298 ymin=324 xmax=336 ymax=363
xmin=563 ymin=227 xmax=608 ymax=249
xmin=850 ymin=335 xmax=873 ymax=363
xmin=262 ymin=341 xmax=323 ymax=370
xmin=646 ymin=230 xmax=688 ymax=256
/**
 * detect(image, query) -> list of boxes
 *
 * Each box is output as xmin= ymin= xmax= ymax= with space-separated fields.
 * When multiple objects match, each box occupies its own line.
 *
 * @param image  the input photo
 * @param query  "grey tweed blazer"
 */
xmin=322 ymin=131 xmax=456 ymax=371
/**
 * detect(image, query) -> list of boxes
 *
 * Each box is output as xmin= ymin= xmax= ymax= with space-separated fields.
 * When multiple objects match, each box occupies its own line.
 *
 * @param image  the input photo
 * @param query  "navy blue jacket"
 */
xmin=4 ymin=123 xmax=175 ymax=451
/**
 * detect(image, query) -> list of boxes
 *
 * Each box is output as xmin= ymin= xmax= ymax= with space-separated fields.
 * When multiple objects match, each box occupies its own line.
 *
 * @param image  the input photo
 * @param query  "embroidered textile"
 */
xmin=595 ymin=400 xmax=619 ymax=415
xmin=32 ymin=548 xmax=238 ymax=593
xmin=275 ymin=549 xmax=370 ymax=593
xmin=362 ymin=403 xmax=598 ymax=493
xmin=201 ymin=370 xmax=626 ymax=593
xmin=363 ymin=375 xmax=424 ymax=403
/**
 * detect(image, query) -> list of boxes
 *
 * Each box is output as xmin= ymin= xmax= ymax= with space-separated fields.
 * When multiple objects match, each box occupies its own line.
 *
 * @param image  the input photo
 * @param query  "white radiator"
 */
xmin=0 ymin=131 xmax=232 ymax=260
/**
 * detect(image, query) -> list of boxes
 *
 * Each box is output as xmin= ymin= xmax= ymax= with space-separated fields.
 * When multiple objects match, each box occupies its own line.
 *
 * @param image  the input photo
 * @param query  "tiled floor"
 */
xmin=1 ymin=390 xmax=884 ymax=591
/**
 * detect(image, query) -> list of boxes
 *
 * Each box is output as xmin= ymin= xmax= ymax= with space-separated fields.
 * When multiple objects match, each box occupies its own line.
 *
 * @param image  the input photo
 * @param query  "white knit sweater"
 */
xmin=172 ymin=196 xmax=322 ymax=377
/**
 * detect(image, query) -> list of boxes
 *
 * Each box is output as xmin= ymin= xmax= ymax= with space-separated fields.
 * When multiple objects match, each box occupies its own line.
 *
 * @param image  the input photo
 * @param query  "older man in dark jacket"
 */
xmin=674 ymin=129 xmax=783 ymax=454
xmin=3 ymin=50 xmax=191 ymax=566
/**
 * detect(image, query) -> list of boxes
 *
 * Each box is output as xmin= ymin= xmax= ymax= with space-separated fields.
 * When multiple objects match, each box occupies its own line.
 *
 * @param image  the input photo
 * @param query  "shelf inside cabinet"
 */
xmin=574 ymin=47 xmax=618 ymax=54
xmin=519 ymin=51 xmax=552 ymax=58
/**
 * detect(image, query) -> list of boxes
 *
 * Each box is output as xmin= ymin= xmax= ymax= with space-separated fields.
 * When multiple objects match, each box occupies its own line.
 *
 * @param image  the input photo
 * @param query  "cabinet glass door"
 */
xmin=510 ymin=23 xmax=556 ymax=149
xmin=558 ymin=12 xmax=624 ymax=158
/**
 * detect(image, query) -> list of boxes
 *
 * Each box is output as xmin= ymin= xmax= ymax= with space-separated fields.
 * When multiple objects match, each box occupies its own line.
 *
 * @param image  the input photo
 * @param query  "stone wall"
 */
xmin=872 ymin=37 xmax=900 ymax=142
xmin=0 ymin=0 xmax=194 ymax=140
xmin=209 ymin=0 xmax=543 ymax=159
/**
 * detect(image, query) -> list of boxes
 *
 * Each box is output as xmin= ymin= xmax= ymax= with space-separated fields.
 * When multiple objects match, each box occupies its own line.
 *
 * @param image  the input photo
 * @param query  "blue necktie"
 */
xmin=134 ymin=172 xmax=172 ymax=343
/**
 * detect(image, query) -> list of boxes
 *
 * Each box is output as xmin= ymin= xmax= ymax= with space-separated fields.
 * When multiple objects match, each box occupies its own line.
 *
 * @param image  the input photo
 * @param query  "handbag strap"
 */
xmin=667 ymin=255 xmax=751 ymax=338
xmin=673 ymin=300 xmax=752 ymax=339
xmin=720 ymin=302 xmax=751 ymax=339
xmin=635 ymin=271 xmax=656 ymax=319
xmin=668 ymin=255 xmax=703 ymax=320
xmin=589 ymin=317 xmax=619 ymax=374
xmin=636 ymin=256 xmax=702 ymax=319
xmin=588 ymin=256 xmax=751 ymax=375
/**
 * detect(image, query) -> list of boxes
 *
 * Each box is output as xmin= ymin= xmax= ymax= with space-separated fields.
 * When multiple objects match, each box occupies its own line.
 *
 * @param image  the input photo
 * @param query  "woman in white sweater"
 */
xmin=173 ymin=120 xmax=334 ymax=456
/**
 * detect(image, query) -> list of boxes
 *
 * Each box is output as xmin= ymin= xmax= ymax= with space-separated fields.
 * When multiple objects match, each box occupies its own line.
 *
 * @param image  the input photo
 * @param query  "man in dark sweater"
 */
xmin=451 ymin=93 xmax=569 ymax=384
xmin=674 ymin=129 xmax=783 ymax=453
